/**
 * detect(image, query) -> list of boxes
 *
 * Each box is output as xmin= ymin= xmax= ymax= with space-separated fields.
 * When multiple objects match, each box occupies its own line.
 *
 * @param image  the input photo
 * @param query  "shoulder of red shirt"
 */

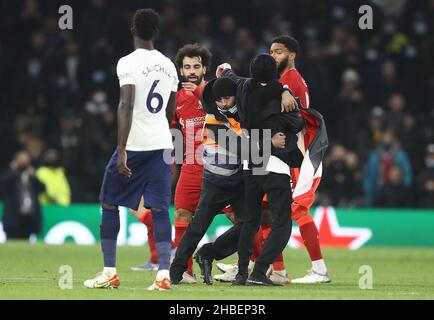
xmin=280 ymin=68 xmax=300 ymax=82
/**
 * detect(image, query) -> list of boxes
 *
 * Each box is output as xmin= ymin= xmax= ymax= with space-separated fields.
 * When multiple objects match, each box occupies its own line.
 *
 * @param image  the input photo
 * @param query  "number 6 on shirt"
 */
xmin=147 ymin=80 xmax=164 ymax=113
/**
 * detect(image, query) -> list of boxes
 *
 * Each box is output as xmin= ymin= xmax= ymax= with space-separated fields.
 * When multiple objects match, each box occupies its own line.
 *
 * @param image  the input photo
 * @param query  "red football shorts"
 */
xmin=174 ymin=164 xmax=203 ymax=213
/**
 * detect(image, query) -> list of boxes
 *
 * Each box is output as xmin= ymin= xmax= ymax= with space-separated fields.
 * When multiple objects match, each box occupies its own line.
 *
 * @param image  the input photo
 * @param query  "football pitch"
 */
xmin=1 ymin=241 xmax=434 ymax=300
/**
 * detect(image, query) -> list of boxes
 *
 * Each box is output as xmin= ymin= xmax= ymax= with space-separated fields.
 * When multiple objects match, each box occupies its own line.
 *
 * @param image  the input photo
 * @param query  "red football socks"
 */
xmin=298 ymin=215 xmax=323 ymax=261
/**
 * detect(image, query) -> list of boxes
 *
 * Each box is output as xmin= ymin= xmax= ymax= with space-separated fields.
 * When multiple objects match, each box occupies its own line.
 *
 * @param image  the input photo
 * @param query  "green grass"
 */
xmin=1 ymin=241 xmax=434 ymax=300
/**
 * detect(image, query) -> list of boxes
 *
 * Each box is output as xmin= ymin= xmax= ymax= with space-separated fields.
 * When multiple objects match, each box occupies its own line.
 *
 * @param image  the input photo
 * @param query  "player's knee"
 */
xmin=295 ymin=212 xmax=314 ymax=227
xmin=101 ymin=202 xmax=117 ymax=210
xmin=175 ymin=208 xmax=193 ymax=222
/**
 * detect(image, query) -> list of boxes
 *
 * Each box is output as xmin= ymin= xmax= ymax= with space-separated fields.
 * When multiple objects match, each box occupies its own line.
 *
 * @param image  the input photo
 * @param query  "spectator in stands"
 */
xmin=14 ymin=56 xmax=48 ymax=116
xmin=363 ymin=128 xmax=413 ymax=207
xmin=386 ymin=92 xmax=406 ymax=132
xmin=356 ymin=106 xmax=387 ymax=162
xmin=399 ymin=111 xmax=424 ymax=173
xmin=216 ymin=15 xmax=237 ymax=49
xmin=35 ymin=149 xmax=71 ymax=206
xmin=336 ymin=68 xmax=369 ymax=147
xmin=322 ymin=144 xmax=361 ymax=207
xmin=55 ymin=111 xmax=83 ymax=202
xmin=337 ymin=69 xmax=361 ymax=106
xmin=416 ymin=144 xmax=434 ymax=208
xmin=0 ymin=1 xmax=432 ymax=206
xmin=81 ymin=89 xmax=113 ymax=176
xmin=370 ymin=60 xmax=404 ymax=106
xmin=374 ymin=165 xmax=413 ymax=207
xmin=0 ymin=151 xmax=45 ymax=239
xmin=16 ymin=130 xmax=47 ymax=167
xmin=56 ymin=110 xmax=82 ymax=175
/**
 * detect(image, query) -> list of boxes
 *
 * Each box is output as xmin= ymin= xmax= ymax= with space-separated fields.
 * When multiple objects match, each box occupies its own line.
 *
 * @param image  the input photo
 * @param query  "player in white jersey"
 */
xmin=84 ymin=8 xmax=178 ymax=291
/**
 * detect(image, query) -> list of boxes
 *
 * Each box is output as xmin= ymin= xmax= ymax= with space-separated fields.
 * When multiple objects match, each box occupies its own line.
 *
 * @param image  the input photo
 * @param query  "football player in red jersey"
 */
xmin=269 ymin=35 xmax=330 ymax=283
xmin=171 ymin=43 xmax=211 ymax=283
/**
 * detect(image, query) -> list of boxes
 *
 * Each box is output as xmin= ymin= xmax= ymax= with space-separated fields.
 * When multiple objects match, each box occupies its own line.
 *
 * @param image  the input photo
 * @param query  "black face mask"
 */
xmin=217 ymin=105 xmax=237 ymax=116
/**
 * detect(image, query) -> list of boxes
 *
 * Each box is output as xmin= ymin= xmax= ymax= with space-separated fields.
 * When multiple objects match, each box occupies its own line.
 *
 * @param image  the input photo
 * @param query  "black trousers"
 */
xmin=237 ymin=170 xmax=292 ymax=277
xmin=169 ymin=179 xmax=245 ymax=280
xmin=197 ymin=223 xmax=241 ymax=260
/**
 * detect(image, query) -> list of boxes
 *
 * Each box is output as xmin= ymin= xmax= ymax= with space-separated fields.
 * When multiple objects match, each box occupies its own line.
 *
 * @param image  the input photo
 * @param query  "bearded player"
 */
xmin=269 ymin=35 xmax=331 ymax=283
xmin=171 ymin=43 xmax=210 ymax=284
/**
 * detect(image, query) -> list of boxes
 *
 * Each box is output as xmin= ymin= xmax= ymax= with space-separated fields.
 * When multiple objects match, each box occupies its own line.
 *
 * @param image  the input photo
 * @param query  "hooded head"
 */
xmin=249 ymin=53 xmax=277 ymax=83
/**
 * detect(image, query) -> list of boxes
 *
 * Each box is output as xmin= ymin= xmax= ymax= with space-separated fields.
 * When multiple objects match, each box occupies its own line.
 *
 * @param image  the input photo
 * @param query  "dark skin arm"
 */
xmin=166 ymin=91 xmax=177 ymax=124
xmin=117 ymin=84 xmax=135 ymax=178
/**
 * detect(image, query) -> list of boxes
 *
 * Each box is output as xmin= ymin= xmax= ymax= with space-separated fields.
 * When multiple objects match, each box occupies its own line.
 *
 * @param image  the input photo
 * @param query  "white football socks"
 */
xmin=248 ymin=260 xmax=255 ymax=272
xmin=103 ymin=267 xmax=117 ymax=278
xmin=312 ymin=259 xmax=327 ymax=275
xmin=156 ymin=269 xmax=170 ymax=281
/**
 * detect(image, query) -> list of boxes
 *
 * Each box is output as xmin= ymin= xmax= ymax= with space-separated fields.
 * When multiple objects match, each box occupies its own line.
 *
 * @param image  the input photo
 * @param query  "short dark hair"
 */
xmin=271 ymin=35 xmax=300 ymax=54
xmin=131 ymin=8 xmax=160 ymax=41
xmin=175 ymin=43 xmax=212 ymax=69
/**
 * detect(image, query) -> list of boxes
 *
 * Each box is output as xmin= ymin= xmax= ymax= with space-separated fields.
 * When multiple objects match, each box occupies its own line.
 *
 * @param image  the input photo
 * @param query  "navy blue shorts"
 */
xmin=99 ymin=149 xmax=172 ymax=211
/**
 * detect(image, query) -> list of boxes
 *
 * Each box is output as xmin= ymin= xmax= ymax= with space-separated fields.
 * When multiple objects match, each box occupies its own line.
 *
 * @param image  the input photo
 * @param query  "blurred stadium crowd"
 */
xmin=0 ymin=0 xmax=433 ymax=208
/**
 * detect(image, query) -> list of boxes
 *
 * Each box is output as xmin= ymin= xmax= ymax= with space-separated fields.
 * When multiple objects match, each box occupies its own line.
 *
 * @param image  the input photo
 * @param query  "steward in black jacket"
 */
xmin=170 ymin=77 xmax=247 ymax=284
xmin=222 ymin=54 xmax=305 ymax=286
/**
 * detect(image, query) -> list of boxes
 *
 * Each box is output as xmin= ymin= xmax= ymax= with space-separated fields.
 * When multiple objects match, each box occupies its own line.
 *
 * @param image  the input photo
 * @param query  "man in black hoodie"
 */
xmin=218 ymin=54 xmax=305 ymax=286
xmin=169 ymin=77 xmax=245 ymax=284
xmin=170 ymin=76 xmax=290 ymax=284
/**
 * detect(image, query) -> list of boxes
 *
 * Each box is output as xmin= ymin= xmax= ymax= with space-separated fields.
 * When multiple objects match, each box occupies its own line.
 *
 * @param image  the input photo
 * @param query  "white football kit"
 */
xmin=116 ymin=48 xmax=179 ymax=151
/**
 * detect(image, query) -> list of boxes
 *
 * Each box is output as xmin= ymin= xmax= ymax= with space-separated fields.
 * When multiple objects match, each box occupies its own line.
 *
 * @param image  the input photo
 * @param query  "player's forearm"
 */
xmin=222 ymin=69 xmax=247 ymax=86
xmin=283 ymin=112 xmax=305 ymax=134
xmin=117 ymin=101 xmax=133 ymax=151
xmin=117 ymin=85 xmax=135 ymax=151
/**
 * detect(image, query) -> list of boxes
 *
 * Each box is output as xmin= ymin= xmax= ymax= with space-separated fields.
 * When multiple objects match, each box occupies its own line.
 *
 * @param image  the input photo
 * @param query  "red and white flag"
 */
xmin=291 ymin=108 xmax=328 ymax=219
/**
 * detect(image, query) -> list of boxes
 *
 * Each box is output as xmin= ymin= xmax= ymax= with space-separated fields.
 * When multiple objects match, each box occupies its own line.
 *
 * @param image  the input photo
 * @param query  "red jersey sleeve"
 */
xmin=280 ymin=69 xmax=310 ymax=108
